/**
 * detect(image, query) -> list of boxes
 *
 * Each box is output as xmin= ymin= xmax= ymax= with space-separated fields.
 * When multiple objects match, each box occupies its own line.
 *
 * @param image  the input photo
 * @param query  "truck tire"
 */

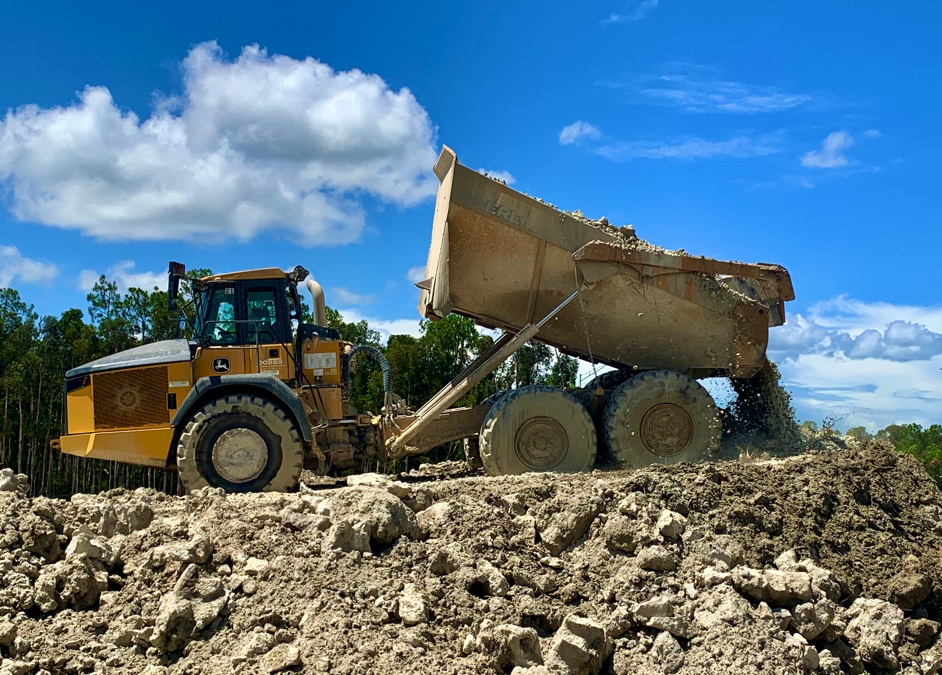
xmin=479 ymin=385 xmax=597 ymax=476
xmin=176 ymin=394 xmax=303 ymax=493
xmin=603 ymin=370 xmax=720 ymax=468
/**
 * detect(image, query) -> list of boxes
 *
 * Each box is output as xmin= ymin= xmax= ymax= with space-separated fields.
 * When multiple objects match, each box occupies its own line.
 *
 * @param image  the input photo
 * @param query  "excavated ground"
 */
xmin=3 ymin=443 xmax=942 ymax=675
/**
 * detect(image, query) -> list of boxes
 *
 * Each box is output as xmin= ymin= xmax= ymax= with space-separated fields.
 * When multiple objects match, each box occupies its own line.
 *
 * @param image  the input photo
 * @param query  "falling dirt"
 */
xmin=3 ymin=443 xmax=942 ymax=674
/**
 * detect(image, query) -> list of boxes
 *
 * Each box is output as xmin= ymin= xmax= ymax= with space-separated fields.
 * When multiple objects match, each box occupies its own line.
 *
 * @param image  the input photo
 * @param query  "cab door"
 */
xmin=242 ymin=283 xmax=292 ymax=382
xmin=194 ymin=283 xmax=247 ymax=378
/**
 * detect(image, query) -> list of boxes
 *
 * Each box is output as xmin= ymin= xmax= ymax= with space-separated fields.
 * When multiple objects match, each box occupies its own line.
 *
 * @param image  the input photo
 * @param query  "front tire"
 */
xmin=479 ymin=385 xmax=597 ymax=476
xmin=603 ymin=370 xmax=720 ymax=468
xmin=177 ymin=394 xmax=303 ymax=493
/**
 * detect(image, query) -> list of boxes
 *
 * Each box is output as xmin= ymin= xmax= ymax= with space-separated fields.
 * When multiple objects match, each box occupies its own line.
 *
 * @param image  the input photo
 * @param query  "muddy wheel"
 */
xmin=479 ymin=385 xmax=597 ymax=476
xmin=177 ymin=394 xmax=303 ymax=493
xmin=603 ymin=370 xmax=720 ymax=468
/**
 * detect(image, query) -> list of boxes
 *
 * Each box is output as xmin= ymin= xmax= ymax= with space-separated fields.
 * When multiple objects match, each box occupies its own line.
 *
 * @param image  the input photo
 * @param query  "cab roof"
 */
xmin=200 ymin=268 xmax=290 ymax=282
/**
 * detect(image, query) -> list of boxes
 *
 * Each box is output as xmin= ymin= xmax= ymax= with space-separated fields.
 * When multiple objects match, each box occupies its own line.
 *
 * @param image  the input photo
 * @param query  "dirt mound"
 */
xmin=3 ymin=444 xmax=942 ymax=674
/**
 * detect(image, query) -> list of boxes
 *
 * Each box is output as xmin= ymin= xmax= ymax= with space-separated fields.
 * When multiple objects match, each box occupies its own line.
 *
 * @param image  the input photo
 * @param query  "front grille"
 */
xmin=93 ymin=366 xmax=169 ymax=430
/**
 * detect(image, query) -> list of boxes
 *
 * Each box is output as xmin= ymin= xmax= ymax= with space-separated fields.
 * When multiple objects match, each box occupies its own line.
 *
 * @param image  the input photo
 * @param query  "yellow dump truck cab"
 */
xmin=58 ymin=263 xmax=385 ymax=492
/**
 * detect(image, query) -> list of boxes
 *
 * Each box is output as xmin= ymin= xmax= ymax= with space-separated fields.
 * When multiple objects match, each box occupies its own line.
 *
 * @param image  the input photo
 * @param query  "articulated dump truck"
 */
xmin=55 ymin=146 xmax=794 ymax=492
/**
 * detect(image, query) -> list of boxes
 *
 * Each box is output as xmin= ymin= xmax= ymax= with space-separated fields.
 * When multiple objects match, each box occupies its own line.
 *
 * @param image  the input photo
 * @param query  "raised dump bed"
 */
xmin=418 ymin=146 xmax=794 ymax=380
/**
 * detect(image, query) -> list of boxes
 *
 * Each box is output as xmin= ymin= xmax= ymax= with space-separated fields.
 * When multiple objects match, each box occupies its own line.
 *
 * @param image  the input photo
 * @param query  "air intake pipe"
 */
xmin=305 ymin=278 xmax=327 ymax=326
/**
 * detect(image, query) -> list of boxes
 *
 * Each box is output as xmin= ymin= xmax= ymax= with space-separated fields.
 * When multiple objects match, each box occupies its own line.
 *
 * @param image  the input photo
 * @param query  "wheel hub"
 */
xmin=514 ymin=417 xmax=568 ymax=469
xmin=640 ymin=403 xmax=693 ymax=457
xmin=211 ymin=428 xmax=268 ymax=483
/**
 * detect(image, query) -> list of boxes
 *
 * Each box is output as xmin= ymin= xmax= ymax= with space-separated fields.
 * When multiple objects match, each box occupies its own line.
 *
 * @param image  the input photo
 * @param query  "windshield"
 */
xmin=197 ymin=286 xmax=238 ymax=345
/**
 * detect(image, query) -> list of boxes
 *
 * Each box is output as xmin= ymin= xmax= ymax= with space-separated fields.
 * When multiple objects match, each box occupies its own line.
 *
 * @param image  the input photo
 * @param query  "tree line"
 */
xmin=0 ymin=273 xmax=578 ymax=497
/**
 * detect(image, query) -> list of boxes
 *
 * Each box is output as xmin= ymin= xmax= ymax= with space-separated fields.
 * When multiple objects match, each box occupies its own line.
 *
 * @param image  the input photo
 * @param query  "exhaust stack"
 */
xmin=306 ymin=278 xmax=327 ymax=327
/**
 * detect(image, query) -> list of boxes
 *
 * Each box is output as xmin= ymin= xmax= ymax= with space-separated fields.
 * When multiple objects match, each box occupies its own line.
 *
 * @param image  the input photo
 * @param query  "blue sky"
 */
xmin=1 ymin=1 xmax=940 ymax=430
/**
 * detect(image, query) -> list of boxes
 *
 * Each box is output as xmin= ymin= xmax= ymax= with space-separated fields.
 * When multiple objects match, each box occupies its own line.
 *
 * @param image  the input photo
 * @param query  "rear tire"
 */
xmin=603 ymin=370 xmax=720 ymax=468
xmin=177 ymin=394 xmax=303 ymax=493
xmin=479 ymin=385 xmax=597 ymax=476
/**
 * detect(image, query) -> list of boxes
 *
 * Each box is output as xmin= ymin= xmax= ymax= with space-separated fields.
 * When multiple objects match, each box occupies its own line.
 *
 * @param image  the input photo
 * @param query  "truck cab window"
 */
xmin=246 ymin=288 xmax=286 ymax=344
xmin=204 ymin=287 xmax=237 ymax=345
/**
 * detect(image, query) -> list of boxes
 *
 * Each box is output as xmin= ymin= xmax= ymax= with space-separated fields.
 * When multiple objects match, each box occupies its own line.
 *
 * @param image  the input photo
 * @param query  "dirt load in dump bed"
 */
xmin=3 ymin=443 xmax=942 ymax=675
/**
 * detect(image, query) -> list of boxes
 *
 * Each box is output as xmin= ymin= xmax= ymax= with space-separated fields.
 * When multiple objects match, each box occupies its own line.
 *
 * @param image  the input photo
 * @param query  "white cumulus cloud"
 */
xmin=801 ymin=130 xmax=853 ymax=169
xmin=78 ymin=261 xmax=165 ymax=294
xmin=768 ymin=296 xmax=942 ymax=429
xmin=407 ymin=265 xmax=427 ymax=284
xmin=338 ymin=307 xmax=422 ymax=343
xmin=559 ymin=121 xmax=602 ymax=146
xmin=0 ymin=245 xmax=58 ymax=288
xmin=0 ymin=42 xmax=438 ymax=245
xmin=329 ymin=287 xmax=373 ymax=305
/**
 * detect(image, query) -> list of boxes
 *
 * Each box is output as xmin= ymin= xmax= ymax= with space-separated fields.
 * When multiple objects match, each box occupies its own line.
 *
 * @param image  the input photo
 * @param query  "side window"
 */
xmin=245 ymin=288 xmax=285 ymax=344
xmin=205 ymin=287 xmax=237 ymax=345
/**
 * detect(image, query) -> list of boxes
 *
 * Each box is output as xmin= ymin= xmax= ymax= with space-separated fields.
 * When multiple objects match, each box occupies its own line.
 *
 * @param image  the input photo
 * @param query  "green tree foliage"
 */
xmin=495 ymin=341 xmax=579 ymax=391
xmin=891 ymin=423 xmax=942 ymax=486
xmin=0 ymin=276 xmax=184 ymax=497
xmin=845 ymin=426 xmax=873 ymax=443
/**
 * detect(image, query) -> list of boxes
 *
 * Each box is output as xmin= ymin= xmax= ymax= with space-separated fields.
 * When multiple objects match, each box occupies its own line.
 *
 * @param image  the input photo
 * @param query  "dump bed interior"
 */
xmin=418 ymin=147 xmax=793 ymax=379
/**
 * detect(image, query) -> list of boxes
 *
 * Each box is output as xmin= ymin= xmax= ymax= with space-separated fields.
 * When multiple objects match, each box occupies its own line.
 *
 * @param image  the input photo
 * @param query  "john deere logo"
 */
xmin=212 ymin=358 xmax=230 ymax=373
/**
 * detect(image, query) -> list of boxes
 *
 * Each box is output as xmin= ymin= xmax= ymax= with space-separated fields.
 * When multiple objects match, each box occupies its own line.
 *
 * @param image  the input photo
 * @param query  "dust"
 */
xmin=721 ymin=361 xmax=803 ymax=458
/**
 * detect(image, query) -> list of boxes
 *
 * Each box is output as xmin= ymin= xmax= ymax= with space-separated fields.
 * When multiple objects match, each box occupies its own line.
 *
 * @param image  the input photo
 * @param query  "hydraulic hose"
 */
xmin=343 ymin=344 xmax=392 ymax=394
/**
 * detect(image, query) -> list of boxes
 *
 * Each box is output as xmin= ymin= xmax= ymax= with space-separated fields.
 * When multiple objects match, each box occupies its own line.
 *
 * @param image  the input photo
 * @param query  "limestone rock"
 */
xmin=263 ymin=644 xmax=301 ymax=673
xmin=244 ymin=557 xmax=270 ymax=577
xmin=501 ymin=493 xmax=528 ymax=516
xmin=65 ymin=532 xmax=119 ymax=568
xmin=544 ymin=615 xmax=612 ymax=675
xmin=791 ymin=599 xmax=837 ymax=640
xmin=32 ymin=572 xmax=57 ymax=613
xmin=242 ymin=631 xmax=276 ymax=658
xmin=0 ymin=469 xmax=28 ymax=495
xmin=731 ymin=566 xmax=813 ymax=604
xmin=322 ymin=486 xmax=418 ymax=548
xmin=656 ymin=510 xmax=687 ymax=540
xmin=637 ymin=545 xmax=677 ymax=572
xmin=632 ymin=596 xmax=673 ymax=620
xmin=346 ymin=473 xmax=409 ymax=498
xmin=18 ymin=511 xmax=60 ymax=562
xmin=844 ymin=597 xmax=905 ymax=669
xmin=601 ymin=515 xmax=638 ymax=554
xmin=477 ymin=623 xmax=542 ymax=670
xmin=150 ymin=595 xmax=196 ymax=653
xmin=397 ymin=584 xmax=429 ymax=626
xmin=428 ymin=546 xmax=463 ymax=576
xmin=324 ymin=519 xmax=371 ymax=553
xmin=694 ymin=585 xmax=752 ymax=631
xmin=773 ymin=550 xmax=841 ymax=601
xmin=0 ymin=621 xmax=16 ymax=648
xmin=651 ymin=631 xmax=685 ymax=674
xmin=55 ymin=555 xmax=109 ymax=610
xmin=699 ymin=566 xmax=731 ymax=588
xmin=417 ymin=501 xmax=457 ymax=536
xmin=534 ymin=495 xmax=603 ymax=556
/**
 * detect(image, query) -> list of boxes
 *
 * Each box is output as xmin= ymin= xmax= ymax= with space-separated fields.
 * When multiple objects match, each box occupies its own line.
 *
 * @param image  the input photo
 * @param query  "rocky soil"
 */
xmin=3 ymin=443 xmax=942 ymax=674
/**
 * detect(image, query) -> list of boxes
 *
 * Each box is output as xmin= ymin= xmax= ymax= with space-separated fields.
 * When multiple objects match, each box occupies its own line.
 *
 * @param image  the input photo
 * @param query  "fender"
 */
xmin=171 ymin=374 xmax=313 ymax=444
